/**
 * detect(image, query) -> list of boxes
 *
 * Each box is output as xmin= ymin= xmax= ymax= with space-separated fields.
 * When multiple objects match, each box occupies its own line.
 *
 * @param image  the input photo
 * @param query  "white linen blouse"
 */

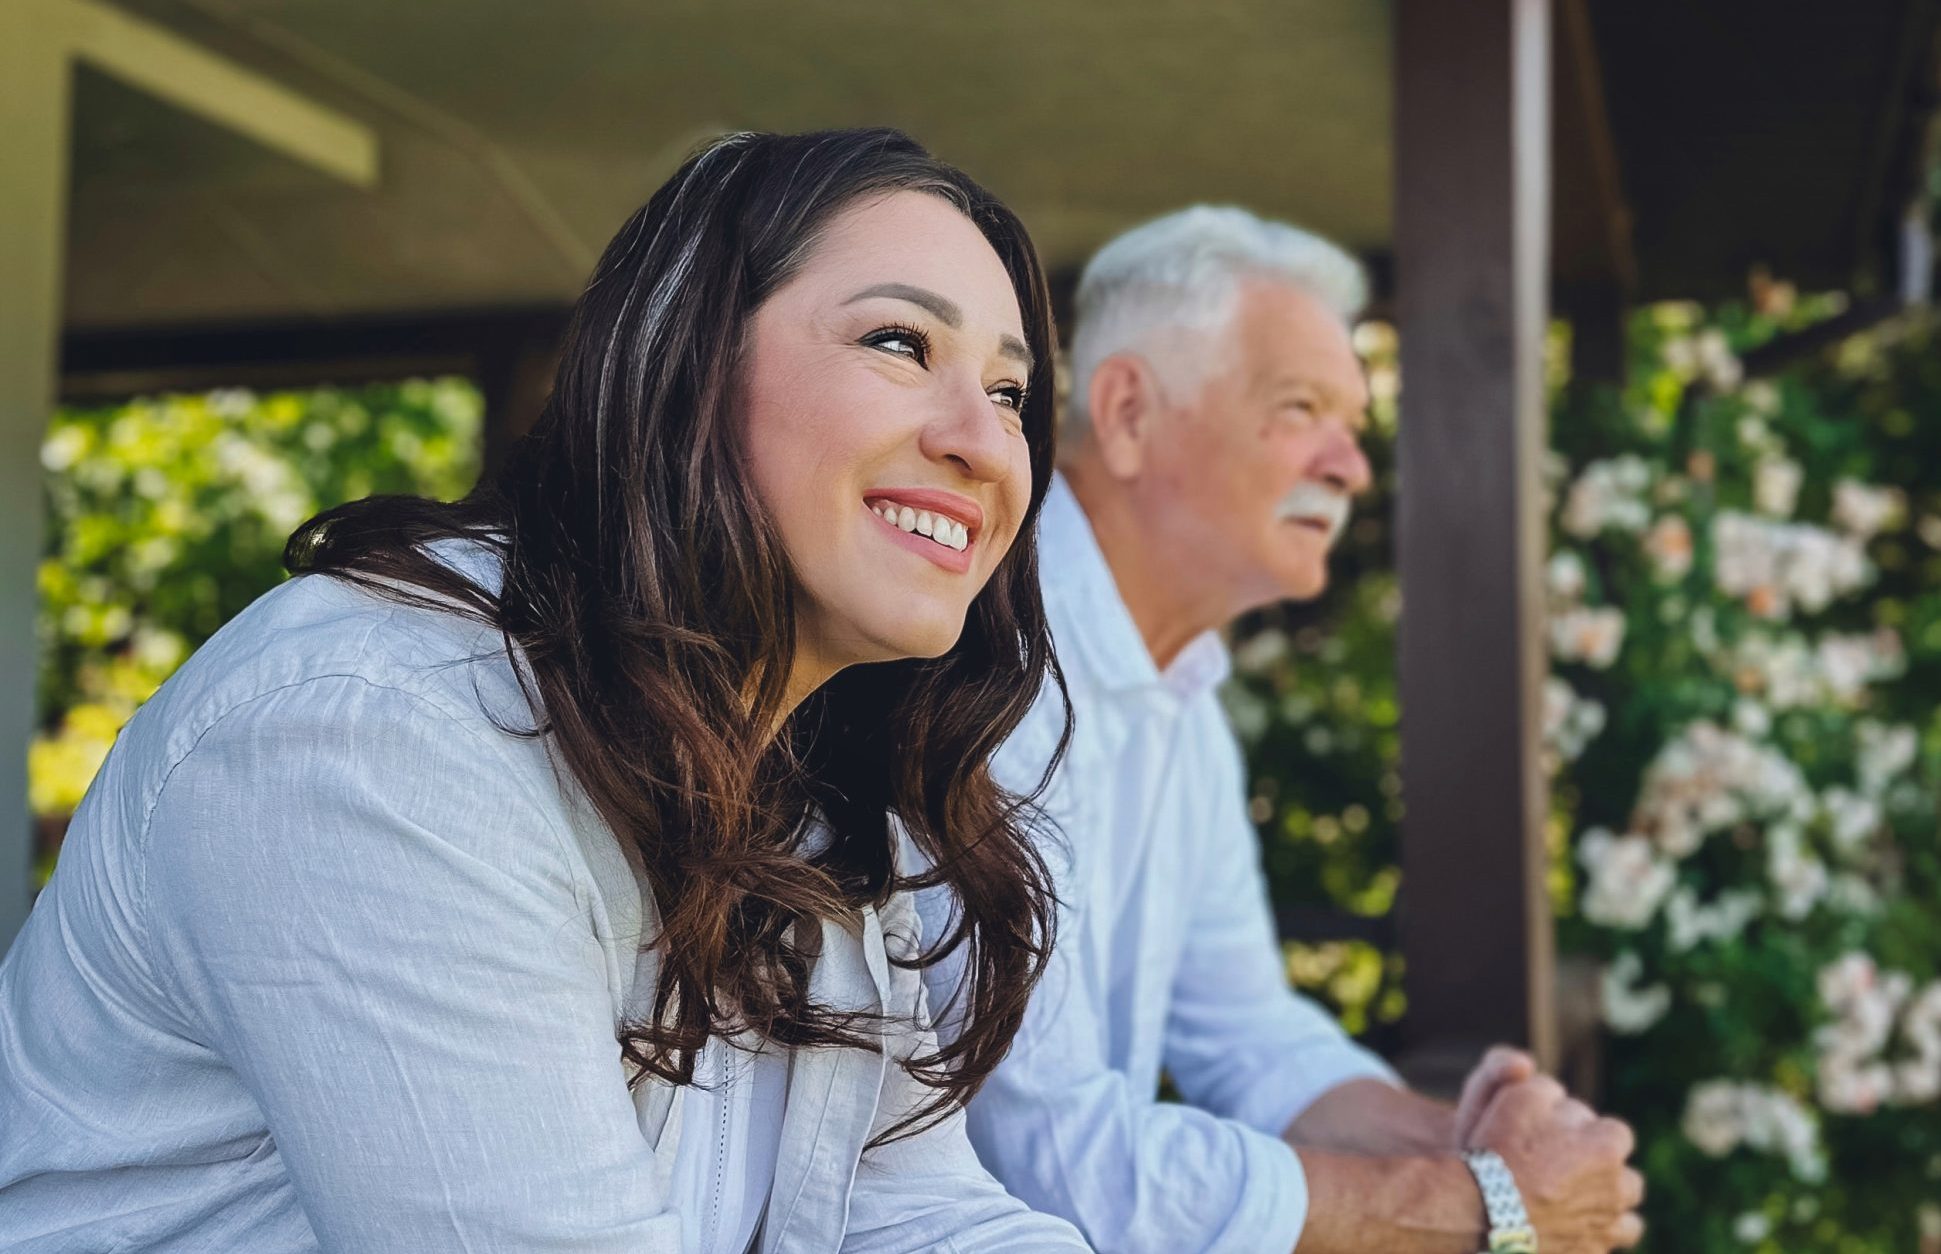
xmin=0 ymin=541 xmax=1086 ymax=1254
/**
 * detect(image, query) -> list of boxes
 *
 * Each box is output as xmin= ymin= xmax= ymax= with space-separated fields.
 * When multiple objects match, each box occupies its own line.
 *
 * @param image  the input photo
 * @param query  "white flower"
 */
xmin=1231 ymin=628 xmax=1289 ymax=676
xmin=1643 ymin=515 xmax=1694 ymax=581
xmin=1813 ymin=955 xmax=1941 ymax=1112
xmin=1767 ymin=824 xmax=1828 ymax=920
xmin=1754 ymin=457 xmax=1803 ymax=518
xmin=1664 ymin=886 xmax=1763 ymax=952
xmin=1546 ymin=550 xmax=1588 ymax=601
xmin=1741 ymin=379 xmax=1782 ymax=416
xmin=40 ymin=425 xmax=88 ymax=473
xmin=1737 ymin=415 xmax=1777 ymax=455
xmin=1686 ymin=1081 xmax=1826 ymax=1181
xmin=1550 ymin=606 xmax=1626 ymax=669
xmin=1743 ymin=1087 xmax=1826 ymax=1182
xmin=1818 ymin=1054 xmax=1893 ymax=1114
xmin=1697 ymin=328 xmax=1744 ymax=390
xmin=1731 ymin=698 xmax=1772 ymax=738
xmin=1856 ymin=720 xmax=1918 ymax=795
xmin=1578 ymin=828 xmax=1676 ymax=930
xmin=1661 ymin=334 xmax=1697 ymax=376
xmin=1733 ymin=1212 xmax=1773 ymax=1244
xmin=1712 ymin=512 xmax=1872 ymax=620
xmin=1631 ymin=722 xmax=1810 ymax=859
xmin=1561 ymin=458 xmax=1652 ymax=539
xmin=1682 ymin=1081 xmax=1745 ymax=1156
xmin=1825 ymin=873 xmax=1881 ymax=916
xmin=1831 ymin=480 xmax=1905 ymax=539
xmin=1540 ymin=681 xmax=1607 ymax=774
xmin=1818 ymin=787 xmax=1881 ymax=853
xmin=1601 ymin=951 xmax=1673 ymax=1033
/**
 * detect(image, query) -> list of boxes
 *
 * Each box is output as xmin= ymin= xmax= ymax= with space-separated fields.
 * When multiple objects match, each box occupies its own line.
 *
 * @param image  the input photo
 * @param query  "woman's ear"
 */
xmin=1085 ymin=354 xmax=1160 ymax=481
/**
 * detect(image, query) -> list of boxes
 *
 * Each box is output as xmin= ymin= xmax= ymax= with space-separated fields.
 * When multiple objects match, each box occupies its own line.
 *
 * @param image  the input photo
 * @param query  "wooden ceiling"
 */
xmin=57 ymin=0 xmax=1941 ymax=338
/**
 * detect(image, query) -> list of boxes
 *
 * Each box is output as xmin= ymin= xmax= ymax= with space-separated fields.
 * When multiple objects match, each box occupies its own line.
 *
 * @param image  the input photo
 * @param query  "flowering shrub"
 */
xmin=1230 ymin=298 xmax=1941 ymax=1249
xmin=1550 ymin=303 xmax=1941 ymax=1250
xmin=33 ymin=380 xmax=481 ymax=881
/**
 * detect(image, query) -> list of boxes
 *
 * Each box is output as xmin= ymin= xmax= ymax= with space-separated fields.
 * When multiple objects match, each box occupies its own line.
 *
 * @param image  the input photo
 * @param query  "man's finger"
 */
xmin=1619 ymin=1167 xmax=1646 ymax=1208
xmin=1557 ymin=1097 xmax=1596 ymax=1128
xmin=1612 ymin=1211 xmax=1646 ymax=1248
xmin=1454 ymin=1046 xmax=1538 ymax=1142
xmin=1592 ymin=1115 xmax=1637 ymax=1160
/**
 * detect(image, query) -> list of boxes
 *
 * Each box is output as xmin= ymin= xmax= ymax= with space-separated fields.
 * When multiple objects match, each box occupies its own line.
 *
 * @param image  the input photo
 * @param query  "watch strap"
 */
xmin=1462 ymin=1149 xmax=1538 ymax=1254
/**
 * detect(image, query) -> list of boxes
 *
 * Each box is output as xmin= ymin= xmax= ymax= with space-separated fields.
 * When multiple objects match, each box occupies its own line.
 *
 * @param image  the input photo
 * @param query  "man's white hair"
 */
xmin=1064 ymin=205 xmax=1368 ymax=440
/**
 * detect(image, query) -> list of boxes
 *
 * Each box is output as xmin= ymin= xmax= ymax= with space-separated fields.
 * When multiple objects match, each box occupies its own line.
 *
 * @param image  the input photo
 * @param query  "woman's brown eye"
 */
xmin=863 ymin=325 xmax=931 ymax=365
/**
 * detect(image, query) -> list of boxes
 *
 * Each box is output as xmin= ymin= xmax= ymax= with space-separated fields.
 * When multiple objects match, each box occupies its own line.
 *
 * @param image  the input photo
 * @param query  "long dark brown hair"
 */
xmin=285 ymin=128 xmax=1067 ymax=1138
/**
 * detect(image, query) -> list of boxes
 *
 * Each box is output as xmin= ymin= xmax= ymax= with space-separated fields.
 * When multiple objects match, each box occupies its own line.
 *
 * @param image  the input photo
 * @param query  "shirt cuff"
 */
xmin=1249 ymin=1042 xmax=1404 ymax=1141
xmin=1226 ymin=1128 xmax=1312 ymax=1254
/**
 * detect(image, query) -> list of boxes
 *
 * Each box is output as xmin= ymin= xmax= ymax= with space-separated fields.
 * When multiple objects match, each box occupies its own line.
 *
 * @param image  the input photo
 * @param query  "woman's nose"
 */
xmin=919 ymin=379 xmax=1014 ymax=484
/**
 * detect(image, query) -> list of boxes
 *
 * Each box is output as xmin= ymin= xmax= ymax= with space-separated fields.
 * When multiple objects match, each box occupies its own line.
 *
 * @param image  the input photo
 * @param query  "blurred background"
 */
xmin=6 ymin=1 xmax=1941 ymax=1248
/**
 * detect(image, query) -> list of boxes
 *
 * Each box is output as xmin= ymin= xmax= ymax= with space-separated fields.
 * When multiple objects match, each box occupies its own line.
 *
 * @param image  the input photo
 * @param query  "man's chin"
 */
xmin=1272 ymin=569 xmax=1330 ymax=604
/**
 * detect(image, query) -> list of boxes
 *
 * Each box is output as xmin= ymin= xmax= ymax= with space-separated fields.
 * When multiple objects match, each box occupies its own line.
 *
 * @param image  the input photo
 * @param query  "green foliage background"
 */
xmin=32 ymin=379 xmax=480 ymax=882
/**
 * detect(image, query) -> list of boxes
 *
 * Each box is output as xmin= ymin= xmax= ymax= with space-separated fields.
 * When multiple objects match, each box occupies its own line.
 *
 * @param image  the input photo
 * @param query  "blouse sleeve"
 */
xmin=838 ymin=896 xmax=1091 ymax=1253
xmin=141 ymin=673 xmax=683 ymax=1251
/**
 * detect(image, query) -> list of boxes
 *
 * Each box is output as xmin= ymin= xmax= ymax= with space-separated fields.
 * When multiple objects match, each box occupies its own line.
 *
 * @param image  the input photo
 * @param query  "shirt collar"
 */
xmin=1037 ymin=472 xmax=1231 ymax=701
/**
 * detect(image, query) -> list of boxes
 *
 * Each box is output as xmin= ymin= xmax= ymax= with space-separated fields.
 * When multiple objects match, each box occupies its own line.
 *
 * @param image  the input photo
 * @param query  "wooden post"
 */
xmin=0 ymin=1 xmax=73 ymax=951
xmin=1394 ymin=0 xmax=1557 ymax=1093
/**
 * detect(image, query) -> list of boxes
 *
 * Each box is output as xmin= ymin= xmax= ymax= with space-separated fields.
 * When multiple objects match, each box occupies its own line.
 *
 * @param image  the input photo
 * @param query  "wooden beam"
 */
xmin=1552 ymin=0 xmax=1634 ymax=292
xmin=60 ymin=307 xmax=570 ymax=403
xmin=0 ymin=2 xmax=74 ymax=950
xmin=54 ymin=0 xmax=378 ymax=188
xmin=1394 ymin=0 xmax=1558 ymax=1094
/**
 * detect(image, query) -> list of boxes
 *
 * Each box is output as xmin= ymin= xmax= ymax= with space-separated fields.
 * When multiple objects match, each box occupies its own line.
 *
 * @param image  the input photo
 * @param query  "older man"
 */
xmin=916 ymin=208 xmax=1642 ymax=1254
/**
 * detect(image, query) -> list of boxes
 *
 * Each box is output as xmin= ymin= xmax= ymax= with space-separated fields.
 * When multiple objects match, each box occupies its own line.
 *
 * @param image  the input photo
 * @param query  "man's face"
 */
xmin=1147 ymin=279 xmax=1374 ymax=608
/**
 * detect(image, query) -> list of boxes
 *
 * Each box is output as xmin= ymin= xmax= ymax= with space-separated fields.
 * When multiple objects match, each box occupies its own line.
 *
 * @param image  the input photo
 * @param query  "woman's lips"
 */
xmin=865 ymin=501 xmax=974 ymax=574
xmin=862 ymin=487 xmax=984 ymax=541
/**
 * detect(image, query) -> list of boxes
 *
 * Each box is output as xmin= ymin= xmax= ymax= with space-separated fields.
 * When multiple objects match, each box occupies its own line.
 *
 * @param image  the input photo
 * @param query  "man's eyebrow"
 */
xmin=1274 ymin=374 xmax=1370 ymax=427
xmin=846 ymin=282 xmax=1035 ymax=374
xmin=844 ymin=282 xmax=962 ymax=328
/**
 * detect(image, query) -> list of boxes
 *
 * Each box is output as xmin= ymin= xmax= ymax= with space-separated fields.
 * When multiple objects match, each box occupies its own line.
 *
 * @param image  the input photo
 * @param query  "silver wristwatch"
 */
xmin=1462 ymin=1149 xmax=1538 ymax=1254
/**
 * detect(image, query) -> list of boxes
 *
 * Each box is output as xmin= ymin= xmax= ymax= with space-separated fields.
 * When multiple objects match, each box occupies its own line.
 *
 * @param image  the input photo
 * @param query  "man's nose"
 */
xmin=1313 ymin=424 xmax=1374 ymax=497
xmin=919 ymin=379 xmax=1014 ymax=484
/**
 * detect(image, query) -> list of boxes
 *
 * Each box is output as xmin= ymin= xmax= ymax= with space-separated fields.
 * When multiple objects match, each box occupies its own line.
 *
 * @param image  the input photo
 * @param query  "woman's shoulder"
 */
xmin=153 ymin=548 xmax=529 ymax=741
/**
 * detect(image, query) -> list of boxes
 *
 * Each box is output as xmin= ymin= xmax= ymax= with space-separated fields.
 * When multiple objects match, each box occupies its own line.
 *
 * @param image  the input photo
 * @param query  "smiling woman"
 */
xmin=0 ymin=130 xmax=1085 ymax=1253
xmin=742 ymin=195 xmax=1037 ymax=672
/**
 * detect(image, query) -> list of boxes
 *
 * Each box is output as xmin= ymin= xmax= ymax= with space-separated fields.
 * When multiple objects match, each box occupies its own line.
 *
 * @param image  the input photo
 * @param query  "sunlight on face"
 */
xmin=1154 ymin=279 xmax=1374 ymax=606
xmin=738 ymin=190 xmax=1035 ymax=686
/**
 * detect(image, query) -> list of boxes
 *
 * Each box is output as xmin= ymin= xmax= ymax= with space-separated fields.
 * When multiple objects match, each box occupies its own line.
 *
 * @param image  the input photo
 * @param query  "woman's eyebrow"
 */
xmin=845 ymin=282 xmax=1035 ymax=374
xmin=844 ymin=282 xmax=962 ymax=328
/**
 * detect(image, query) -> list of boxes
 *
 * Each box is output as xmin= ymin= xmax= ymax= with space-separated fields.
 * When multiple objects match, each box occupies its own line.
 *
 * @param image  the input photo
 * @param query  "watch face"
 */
xmin=1489 ymin=1226 xmax=1539 ymax=1254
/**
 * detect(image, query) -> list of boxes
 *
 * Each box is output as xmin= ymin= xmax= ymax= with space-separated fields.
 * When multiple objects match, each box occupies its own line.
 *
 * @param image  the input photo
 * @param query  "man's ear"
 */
xmin=1086 ymin=354 xmax=1160 ymax=481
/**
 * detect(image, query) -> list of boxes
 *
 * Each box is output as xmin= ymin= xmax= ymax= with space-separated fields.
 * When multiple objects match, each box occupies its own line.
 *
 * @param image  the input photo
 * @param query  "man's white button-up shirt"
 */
xmin=917 ymin=474 xmax=1397 ymax=1253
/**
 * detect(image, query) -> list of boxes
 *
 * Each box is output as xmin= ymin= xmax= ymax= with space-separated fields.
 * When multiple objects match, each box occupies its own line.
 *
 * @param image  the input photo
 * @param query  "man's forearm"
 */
xmin=1292 ymin=1149 xmax=1484 ymax=1254
xmin=1284 ymin=1077 xmax=1457 ymax=1157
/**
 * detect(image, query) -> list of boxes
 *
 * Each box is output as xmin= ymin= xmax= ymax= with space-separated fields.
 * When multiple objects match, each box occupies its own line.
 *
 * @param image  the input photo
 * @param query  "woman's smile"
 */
xmin=864 ymin=488 xmax=982 ymax=574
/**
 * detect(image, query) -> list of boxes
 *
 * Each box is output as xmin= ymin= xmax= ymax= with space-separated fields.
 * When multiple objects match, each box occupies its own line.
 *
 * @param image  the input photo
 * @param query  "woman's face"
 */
xmin=739 ymin=190 xmax=1036 ymax=685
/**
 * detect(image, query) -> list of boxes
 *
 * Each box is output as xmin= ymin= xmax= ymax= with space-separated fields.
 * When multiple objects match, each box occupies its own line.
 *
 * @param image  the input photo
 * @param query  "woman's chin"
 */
xmin=855 ymin=610 xmax=970 ymax=665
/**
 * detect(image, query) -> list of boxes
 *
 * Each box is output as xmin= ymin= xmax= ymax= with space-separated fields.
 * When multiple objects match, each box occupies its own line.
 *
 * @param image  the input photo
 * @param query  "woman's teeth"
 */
xmin=871 ymin=503 xmax=969 ymax=552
